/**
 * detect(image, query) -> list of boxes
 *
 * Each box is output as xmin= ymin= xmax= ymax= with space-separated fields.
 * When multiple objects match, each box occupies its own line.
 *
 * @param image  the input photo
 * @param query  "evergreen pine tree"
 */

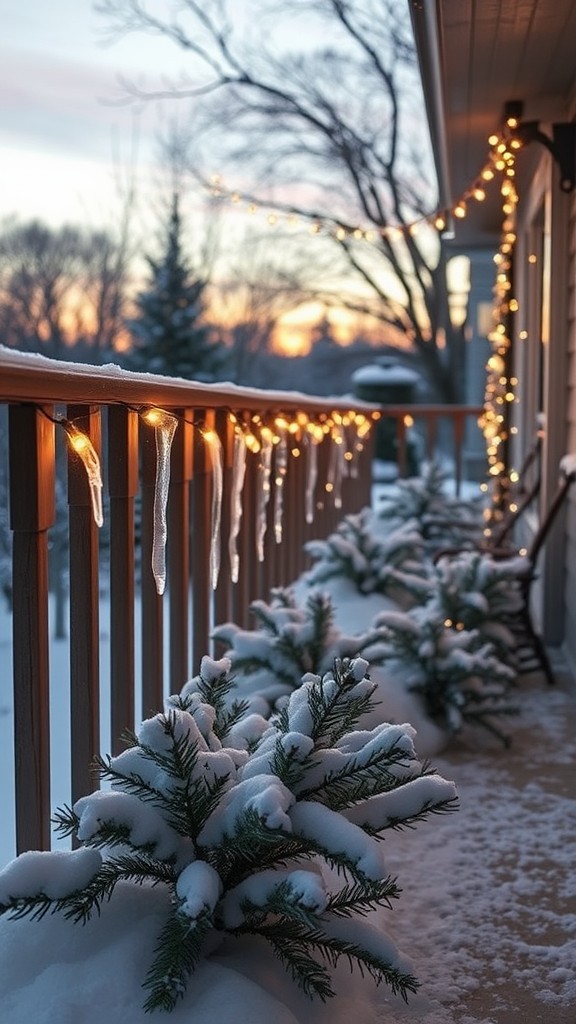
xmin=373 ymin=605 xmax=517 ymax=743
xmin=305 ymin=509 xmax=430 ymax=606
xmin=125 ymin=192 xmax=226 ymax=381
xmin=0 ymin=656 xmax=457 ymax=1013
xmin=377 ymin=461 xmax=484 ymax=550
xmin=428 ymin=550 xmax=526 ymax=661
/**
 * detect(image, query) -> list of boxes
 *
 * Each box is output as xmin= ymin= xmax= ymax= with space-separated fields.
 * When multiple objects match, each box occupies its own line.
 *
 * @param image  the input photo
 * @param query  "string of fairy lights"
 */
xmin=207 ymin=107 xmax=531 ymax=526
xmin=43 ymin=404 xmax=380 ymax=595
xmin=41 ymin=108 xmax=536 ymax=586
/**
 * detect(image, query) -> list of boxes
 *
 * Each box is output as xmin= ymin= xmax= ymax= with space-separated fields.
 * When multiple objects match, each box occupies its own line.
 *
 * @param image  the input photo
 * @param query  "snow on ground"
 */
xmin=1 ymin=582 xmax=575 ymax=1021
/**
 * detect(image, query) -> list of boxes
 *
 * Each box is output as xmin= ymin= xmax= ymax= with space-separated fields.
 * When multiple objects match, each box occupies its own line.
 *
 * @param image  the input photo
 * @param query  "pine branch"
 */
xmin=229 ymin=654 xmax=297 ymax=689
xmin=2 ymin=854 xmax=176 ymax=926
xmin=173 ymin=674 xmax=250 ymax=742
xmin=240 ymin=880 xmax=324 ymax=931
xmin=52 ymin=803 xmax=80 ymax=839
xmin=270 ymin=736 xmax=310 ymax=789
xmin=142 ymin=907 xmax=214 ymax=1012
xmin=306 ymin=591 xmax=335 ymax=671
xmin=266 ymin=933 xmax=336 ymax=1000
xmin=296 ymin=741 xmax=417 ymax=807
xmin=210 ymin=808 xmax=310 ymax=887
xmin=251 ymin=918 xmax=420 ymax=1002
xmin=250 ymin=600 xmax=284 ymax=636
xmin=95 ymin=726 xmax=232 ymax=840
xmin=326 ymin=877 xmax=403 ymax=917
xmin=362 ymin=795 xmax=459 ymax=836
xmin=307 ymin=660 xmax=378 ymax=748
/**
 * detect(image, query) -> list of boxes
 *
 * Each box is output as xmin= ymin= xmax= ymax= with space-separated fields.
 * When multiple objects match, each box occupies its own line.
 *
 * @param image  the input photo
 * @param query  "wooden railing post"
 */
xmin=67 ymin=403 xmax=101 ymax=806
xmin=454 ymin=411 xmax=465 ymax=496
xmin=9 ymin=404 xmax=55 ymax=852
xmin=213 ymin=409 xmax=234 ymax=634
xmin=107 ymin=405 xmax=138 ymax=753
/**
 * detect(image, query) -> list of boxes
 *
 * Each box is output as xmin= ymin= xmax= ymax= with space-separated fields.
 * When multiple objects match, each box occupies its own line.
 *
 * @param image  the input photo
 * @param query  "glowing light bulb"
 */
xmin=140 ymin=407 xmax=179 ymax=594
xmin=62 ymin=421 xmax=103 ymax=528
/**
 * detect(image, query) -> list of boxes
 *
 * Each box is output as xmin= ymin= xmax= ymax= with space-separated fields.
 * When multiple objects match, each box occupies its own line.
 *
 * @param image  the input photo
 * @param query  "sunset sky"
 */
xmin=1 ymin=2 xmax=445 ymax=357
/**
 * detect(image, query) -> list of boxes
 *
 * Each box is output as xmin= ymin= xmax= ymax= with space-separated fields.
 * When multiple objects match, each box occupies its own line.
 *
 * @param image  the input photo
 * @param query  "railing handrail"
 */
xmin=0 ymin=348 xmax=380 ymax=413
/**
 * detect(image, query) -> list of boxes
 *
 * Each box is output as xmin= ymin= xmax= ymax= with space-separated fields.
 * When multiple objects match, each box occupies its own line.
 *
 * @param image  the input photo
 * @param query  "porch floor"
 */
xmin=379 ymin=658 xmax=576 ymax=1024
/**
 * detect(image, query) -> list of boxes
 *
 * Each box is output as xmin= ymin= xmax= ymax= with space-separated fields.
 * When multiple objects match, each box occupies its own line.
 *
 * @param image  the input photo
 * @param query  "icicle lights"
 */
xmin=140 ymin=407 xmax=179 ymax=595
xmin=202 ymin=428 xmax=223 ymax=590
xmin=256 ymin=426 xmax=274 ymax=561
xmin=61 ymin=419 xmax=104 ymax=528
xmin=273 ymin=418 xmax=289 ymax=544
xmin=229 ymin=427 xmax=248 ymax=583
xmin=305 ymin=423 xmax=323 ymax=523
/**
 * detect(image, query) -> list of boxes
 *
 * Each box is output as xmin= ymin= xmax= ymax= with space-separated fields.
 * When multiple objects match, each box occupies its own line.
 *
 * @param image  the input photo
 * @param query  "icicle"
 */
xmin=273 ymin=424 xmax=288 ymax=544
xmin=325 ymin=425 xmax=338 ymax=504
xmin=256 ymin=427 xmax=273 ymax=562
xmin=332 ymin=424 xmax=346 ymax=510
xmin=202 ymin=428 xmax=223 ymax=590
xmin=344 ymin=425 xmax=359 ymax=479
xmin=304 ymin=431 xmax=319 ymax=524
xmin=351 ymin=414 xmax=371 ymax=480
xmin=229 ymin=430 xmax=247 ymax=583
xmin=140 ymin=407 xmax=178 ymax=595
xmin=61 ymin=420 xmax=104 ymax=528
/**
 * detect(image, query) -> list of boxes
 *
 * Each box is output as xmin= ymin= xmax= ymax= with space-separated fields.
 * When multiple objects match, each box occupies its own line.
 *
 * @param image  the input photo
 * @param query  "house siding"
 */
xmin=513 ymin=152 xmax=575 ymax=660
xmin=563 ymin=188 xmax=576 ymax=674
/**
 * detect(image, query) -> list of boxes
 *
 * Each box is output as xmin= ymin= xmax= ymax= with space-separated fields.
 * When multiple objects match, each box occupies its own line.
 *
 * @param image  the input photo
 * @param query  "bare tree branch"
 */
xmin=97 ymin=0 xmax=466 ymax=399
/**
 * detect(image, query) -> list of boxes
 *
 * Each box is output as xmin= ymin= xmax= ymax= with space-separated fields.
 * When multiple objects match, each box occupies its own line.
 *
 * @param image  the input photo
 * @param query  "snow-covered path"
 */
xmin=378 ymin=670 xmax=576 ymax=1024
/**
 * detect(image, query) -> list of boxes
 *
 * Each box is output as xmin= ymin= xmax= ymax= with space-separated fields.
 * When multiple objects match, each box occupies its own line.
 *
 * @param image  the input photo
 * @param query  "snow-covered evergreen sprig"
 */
xmin=373 ymin=606 xmax=517 ymax=743
xmin=428 ymin=550 xmax=526 ymax=662
xmin=212 ymin=588 xmax=392 ymax=714
xmin=305 ymin=509 xmax=430 ymax=605
xmin=377 ymin=461 xmax=484 ymax=547
xmin=0 ymin=656 xmax=457 ymax=1013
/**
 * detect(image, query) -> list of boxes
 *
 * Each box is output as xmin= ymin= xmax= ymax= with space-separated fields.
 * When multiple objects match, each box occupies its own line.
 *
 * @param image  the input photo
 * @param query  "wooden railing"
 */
xmin=0 ymin=349 xmax=485 ymax=858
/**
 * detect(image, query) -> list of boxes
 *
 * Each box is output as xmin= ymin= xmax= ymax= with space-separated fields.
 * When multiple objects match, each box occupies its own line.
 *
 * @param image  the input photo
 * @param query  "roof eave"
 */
xmin=408 ymin=0 xmax=453 ymax=210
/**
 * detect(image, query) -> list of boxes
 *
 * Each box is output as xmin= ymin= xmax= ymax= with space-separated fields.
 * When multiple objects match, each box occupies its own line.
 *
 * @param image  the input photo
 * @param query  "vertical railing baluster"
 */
xmin=214 ymin=409 xmax=234 ymax=634
xmin=396 ymin=414 xmax=408 ymax=477
xmin=454 ymin=411 xmax=465 ymax=496
xmin=9 ymin=404 xmax=55 ymax=852
xmin=426 ymin=411 xmax=438 ymax=463
xmin=108 ymin=406 xmax=138 ymax=753
xmin=67 ymin=404 xmax=101 ymax=806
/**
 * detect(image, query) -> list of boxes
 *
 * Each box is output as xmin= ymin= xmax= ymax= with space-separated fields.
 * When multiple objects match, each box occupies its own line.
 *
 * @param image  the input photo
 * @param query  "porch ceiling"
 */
xmin=409 ymin=0 xmax=576 ymax=246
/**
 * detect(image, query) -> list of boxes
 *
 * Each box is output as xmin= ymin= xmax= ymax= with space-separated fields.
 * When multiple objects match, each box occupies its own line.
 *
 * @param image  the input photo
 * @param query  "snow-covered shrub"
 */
xmin=373 ymin=606 xmax=517 ymax=744
xmin=304 ymin=509 xmax=430 ymax=607
xmin=428 ymin=551 xmax=526 ymax=661
xmin=0 ymin=656 xmax=457 ymax=1013
xmin=212 ymin=588 xmax=390 ymax=715
xmin=378 ymin=461 xmax=484 ymax=549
